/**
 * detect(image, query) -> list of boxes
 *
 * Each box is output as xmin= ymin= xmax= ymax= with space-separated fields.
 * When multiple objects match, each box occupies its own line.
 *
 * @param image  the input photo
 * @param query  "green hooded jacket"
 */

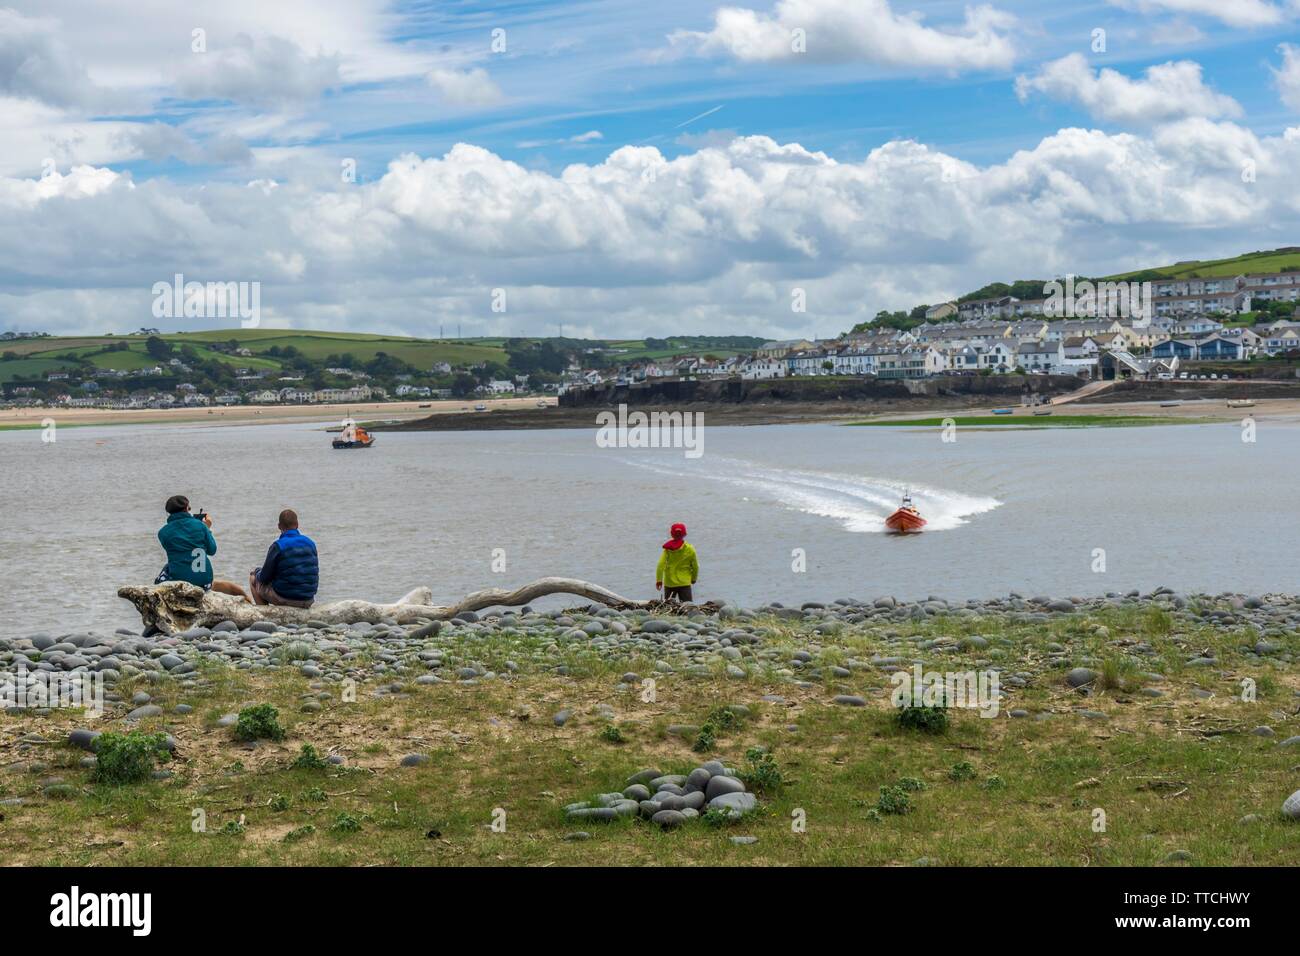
xmin=656 ymin=542 xmax=699 ymax=588
xmin=157 ymin=512 xmax=217 ymax=587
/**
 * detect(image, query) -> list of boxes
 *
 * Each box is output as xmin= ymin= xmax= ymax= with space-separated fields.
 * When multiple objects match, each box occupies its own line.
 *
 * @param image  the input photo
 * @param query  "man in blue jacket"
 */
xmin=156 ymin=495 xmax=217 ymax=589
xmin=249 ymin=509 xmax=319 ymax=608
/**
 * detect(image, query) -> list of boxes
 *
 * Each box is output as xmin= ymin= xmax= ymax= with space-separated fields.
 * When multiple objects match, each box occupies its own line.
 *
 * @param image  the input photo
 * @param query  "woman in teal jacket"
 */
xmin=156 ymin=495 xmax=217 ymax=589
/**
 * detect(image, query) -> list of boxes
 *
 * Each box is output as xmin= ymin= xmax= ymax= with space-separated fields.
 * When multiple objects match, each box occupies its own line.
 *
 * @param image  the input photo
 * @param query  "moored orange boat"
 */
xmin=885 ymin=493 xmax=926 ymax=534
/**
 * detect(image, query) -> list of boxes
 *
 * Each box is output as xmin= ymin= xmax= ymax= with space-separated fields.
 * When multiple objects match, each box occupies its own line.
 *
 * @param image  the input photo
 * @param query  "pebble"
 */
xmin=1283 ymin=790 xmax=1300 ymax=821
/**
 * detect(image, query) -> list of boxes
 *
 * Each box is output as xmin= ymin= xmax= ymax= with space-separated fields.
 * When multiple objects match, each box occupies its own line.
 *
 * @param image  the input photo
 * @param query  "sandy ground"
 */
xmin=868 ymin=397 xmax=1300 ymax=424
xmin=0 ymin=395 xmax=554 ymax=429
xmin=6 ymin=391 xmax=1299 ymax=431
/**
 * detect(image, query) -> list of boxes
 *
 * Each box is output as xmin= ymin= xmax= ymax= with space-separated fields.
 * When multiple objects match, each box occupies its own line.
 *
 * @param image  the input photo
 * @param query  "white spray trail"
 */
xmin=623 ymin=456 xmax=1001 ymax=533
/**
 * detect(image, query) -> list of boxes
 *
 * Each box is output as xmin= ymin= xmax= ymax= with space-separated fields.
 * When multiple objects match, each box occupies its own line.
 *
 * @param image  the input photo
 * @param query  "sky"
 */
xmin=2 ymin=0 xmax=1299 ymax=341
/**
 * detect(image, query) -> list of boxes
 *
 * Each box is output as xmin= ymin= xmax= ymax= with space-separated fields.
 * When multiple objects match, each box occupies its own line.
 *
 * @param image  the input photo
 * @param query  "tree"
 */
xmin=451 ymin=373 xmax=478 ymax=397
xmin=145 ymin=336 xmax=172 ymax=360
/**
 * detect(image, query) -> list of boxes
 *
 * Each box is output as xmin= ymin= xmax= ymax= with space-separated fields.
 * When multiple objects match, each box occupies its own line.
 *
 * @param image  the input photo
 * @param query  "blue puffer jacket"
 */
xmin=255 ymin=529 xmax=319 ymax=600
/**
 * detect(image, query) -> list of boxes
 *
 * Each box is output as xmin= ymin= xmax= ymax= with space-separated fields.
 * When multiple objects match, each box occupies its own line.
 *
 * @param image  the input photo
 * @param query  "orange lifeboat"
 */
xmin=332 ymin=418 xmax=376 ymax=449
xmin=885 ymin=493 xmax=926 ymax=534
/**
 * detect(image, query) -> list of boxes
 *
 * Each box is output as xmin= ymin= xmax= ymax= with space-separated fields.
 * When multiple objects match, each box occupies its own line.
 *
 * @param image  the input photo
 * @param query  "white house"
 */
xmin=1016 ymin=340 xmax=1063 ymax=372
xmin=979 ymin=341 xmax=1015 ymax=371
xmin=740 ymin=358 xmax=786 ymax=379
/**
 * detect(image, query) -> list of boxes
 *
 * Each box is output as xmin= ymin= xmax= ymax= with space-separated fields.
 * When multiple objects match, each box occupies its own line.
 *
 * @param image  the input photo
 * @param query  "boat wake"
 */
xmin=623 ymin=456 xmax=1001 ymax=533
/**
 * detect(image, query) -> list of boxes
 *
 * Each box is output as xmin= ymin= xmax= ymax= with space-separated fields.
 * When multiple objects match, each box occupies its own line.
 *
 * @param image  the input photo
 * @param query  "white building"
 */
xmin=740 ymin=358 xmax=786 ymax=379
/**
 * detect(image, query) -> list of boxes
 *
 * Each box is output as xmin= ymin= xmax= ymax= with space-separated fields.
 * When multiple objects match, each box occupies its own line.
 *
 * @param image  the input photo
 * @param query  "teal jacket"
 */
xmin=158 ymin=512 xmax=217 ymax=587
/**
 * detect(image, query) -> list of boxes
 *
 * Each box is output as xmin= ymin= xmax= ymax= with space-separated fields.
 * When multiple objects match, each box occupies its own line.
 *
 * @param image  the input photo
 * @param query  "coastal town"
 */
xmin=4 ymin=269 xmax=1300 ymax=412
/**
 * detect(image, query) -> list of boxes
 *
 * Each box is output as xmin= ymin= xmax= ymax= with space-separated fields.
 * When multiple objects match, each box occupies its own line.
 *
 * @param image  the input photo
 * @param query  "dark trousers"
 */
xmin=664 ymin=585 xmax=693 ymax=603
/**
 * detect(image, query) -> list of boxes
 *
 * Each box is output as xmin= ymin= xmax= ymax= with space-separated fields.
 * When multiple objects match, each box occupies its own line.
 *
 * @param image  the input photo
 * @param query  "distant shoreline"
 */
xmin=0 ymin=396 xmax=552 ymax=431
xmin=375 ymin=397 xmax=1289 ymax=432
xmin=4 ymin=394 xmax=1295 ymax=433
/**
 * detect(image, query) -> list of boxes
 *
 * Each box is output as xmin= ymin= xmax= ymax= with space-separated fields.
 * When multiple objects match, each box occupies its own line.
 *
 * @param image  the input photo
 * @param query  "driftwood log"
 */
xmin=117 ymin=578 xmax=662 ymax=635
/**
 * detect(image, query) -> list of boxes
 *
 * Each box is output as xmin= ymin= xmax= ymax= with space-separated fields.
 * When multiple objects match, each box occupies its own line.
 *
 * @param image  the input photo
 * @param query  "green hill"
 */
xmin=1105 ymin=247 xmax=1300 ymax=281
xmin=1 ymin=329 xmax=765 ymax=385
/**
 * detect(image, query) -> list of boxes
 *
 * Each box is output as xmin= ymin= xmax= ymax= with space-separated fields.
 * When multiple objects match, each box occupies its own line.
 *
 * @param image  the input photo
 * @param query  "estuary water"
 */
xmin=1 ymin=417 xmax=1295 ymax=636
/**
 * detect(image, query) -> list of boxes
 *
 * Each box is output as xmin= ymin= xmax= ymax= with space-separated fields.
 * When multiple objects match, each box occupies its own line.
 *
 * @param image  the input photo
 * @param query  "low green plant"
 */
xmin=92 ymin=731 xmax=171 ymax=785
xmin=283 ymin=824 xmax=316 ymax=842
xmin=330 ymin=812 xmax=362 ymax=834
xmin=894 ymin=701 xmax=950 ymax=734
xmin=234 ymin=704 xmax=286 ymax=742
xmin=876 ymin=785 xmax=912 ymax=815
xmin=304 ymin=786 xmax=327 ymax=802
xmin=948 ymin=761 xmax=977 ymax=782
xmin=270 ymin=794 xmax=291 ymax=812
xmin=692 ymin=724 xmax=717 ymax=754
xmin=290 ymin=744 xmax=329 ymax=769
xmin=705 ymin=706 xmax=743 ymax=732
xmin=693 ymin=704 xmax=746 ymax=753
xmin=598 ymin=725 xmax=626 ymax=744
xmin=272 ymin=642 xmax=314 ymax=663
xmin=740 ymin=747 xmax=783 ymax=793
xmin=982 ymin=775 xmax=1006 ymax=791
xmin=220 ymin=819 xmax=246 ymax=836
xmin=701 ymin=807 xmax=735 ymax=828
xmin=896 ymin=776 xmax=928 ymax=792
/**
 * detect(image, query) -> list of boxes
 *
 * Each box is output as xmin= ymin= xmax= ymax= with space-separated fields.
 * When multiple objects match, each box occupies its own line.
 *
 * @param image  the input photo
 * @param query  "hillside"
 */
xmin=853 ymin=247 xmax=1300 ymax=335
xmin=0 ymin=329 xmax=765 ymax=386
xmin=1106 ymin=247 xmax=1300 ymax=281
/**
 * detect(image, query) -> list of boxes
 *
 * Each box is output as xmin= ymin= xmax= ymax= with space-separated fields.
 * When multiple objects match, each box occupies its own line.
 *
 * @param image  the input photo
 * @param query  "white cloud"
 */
xmin=1015 ymin=54 xmax=1241 ymax=127
xmin=114 ymin=123 xmax=253 ymax=166
xmin=0 ymin=164 xmax=121 ymax=208
xmin=3 ymin=124 xmax=1299 ymax=339
xmin=666 ymin=0 xmax=1017 ymax=72
xmin=1108 ymin=0 xmax=1290 ymax=28
xmin=425 ymin=67 xmax=504 ymax=108
xmin=1273 ymin=44 xmax=1300 ymax=112
xmin=176 ymin=35 xmax=342 ymax=107
xmin=0 ymin=9 xmax=118 ymax=110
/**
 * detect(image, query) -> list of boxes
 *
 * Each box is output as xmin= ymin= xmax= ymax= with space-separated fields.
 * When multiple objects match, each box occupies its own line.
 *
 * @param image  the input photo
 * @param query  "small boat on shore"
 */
xmin=474 ymin=403 xmax=488 ymax=412
xmin=885 ymin=493 xmax=927 ymax=534
xmin=1032 ymin=409 xmax=1052 ymax=416
xmin=1160 ymin=401 xmax=1182 ymax=408
xmin=991 ymin=408 xmax=1013 ymax=415
xmin=332 ymin=418 xmax=375 ymax=449
xmin=1227 ymin=399 xmax=1255 ymax=409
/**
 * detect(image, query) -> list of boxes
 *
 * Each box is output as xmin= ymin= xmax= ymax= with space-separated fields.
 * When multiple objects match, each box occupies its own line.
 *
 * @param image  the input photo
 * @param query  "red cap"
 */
xmin=670 ymin=523 xmax=686 ymax=538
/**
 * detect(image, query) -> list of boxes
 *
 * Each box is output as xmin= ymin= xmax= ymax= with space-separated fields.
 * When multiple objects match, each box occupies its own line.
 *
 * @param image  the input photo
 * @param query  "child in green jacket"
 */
xmin=655 ymin=523 xmax=699 ymax=603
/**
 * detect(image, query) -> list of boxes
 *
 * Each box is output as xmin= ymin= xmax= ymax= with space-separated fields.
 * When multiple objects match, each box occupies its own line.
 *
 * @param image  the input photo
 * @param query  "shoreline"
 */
xmin=5 ymin=394 xmax=1299 ymax=434
xmin=0 ymin=396 xmax=553 ymax=431
xmin=377 ymin=396 xmax=1300 ymax=431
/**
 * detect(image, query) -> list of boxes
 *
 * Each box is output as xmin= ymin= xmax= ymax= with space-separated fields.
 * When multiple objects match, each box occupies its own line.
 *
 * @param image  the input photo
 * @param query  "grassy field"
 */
xmin=0 ymin=357 xmax=75 ymax=384
xmin=2 ymin=606 xmax=1296 ymax=866
xmin=2 ymin=331 xmax=510 ymax=374
xmin=1107 ymin=248 xmax=1300 ymax=281
xmin=1 ymin=329 xmax=757 ymax=382
xmin=849 ymin=415 xmax=1192 ymax=428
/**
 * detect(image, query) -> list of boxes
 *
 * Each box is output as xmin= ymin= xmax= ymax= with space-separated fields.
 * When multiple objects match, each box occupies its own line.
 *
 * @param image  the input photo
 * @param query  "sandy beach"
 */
xmin=0 ymin=395 xmax=554 ymax=429
xmin=6 ymin=390 xmax=1300 ymax=432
